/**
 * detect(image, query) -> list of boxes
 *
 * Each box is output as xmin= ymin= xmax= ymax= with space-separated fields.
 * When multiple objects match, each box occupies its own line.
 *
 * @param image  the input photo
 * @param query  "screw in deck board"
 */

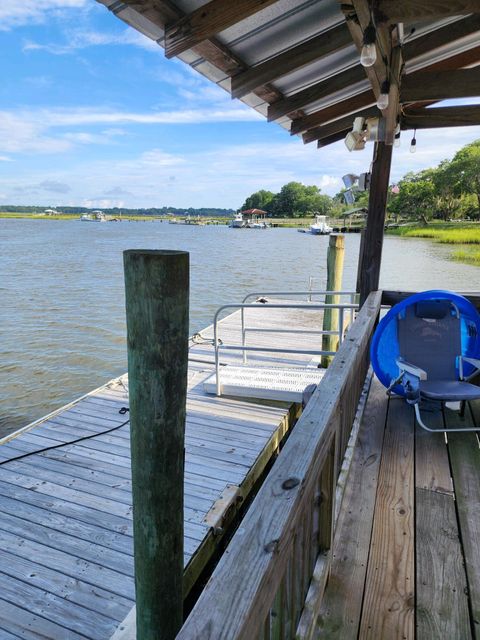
xmin=321 ymin=234 xmax=345 ymax=368
xmin=124 ymin=249 xmax=189 ymax=640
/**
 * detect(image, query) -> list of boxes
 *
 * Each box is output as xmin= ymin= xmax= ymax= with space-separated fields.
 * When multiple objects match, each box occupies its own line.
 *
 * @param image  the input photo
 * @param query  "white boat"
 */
xmin=229 ymin=212 xmax=245 ymax=228
xmin=80 ymin=210 xmax=107 ymax=222
xmin=310 ymin=214 xmax=332 ymax=235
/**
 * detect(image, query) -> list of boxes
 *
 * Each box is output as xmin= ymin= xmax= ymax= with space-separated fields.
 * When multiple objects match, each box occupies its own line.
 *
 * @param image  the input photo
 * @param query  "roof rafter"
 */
xmin=286 ymin=16 xmax=480 ymax=134
xmin=401 ymin=105 xmax=480 ymax=129
xmin=302 ymin=106 xmax=379 ymax=144
xmin=290 ymin=89 xmax=376 ymax=135
xmin=376 ymin=0 xmax=480 ymax=23
xmin=267 ymin=65 xmax=366 ymax=122
xmin=230 ymin=23 xmax=352 ymax=99
xmin=164 ymin=0 xmax=282 ymax=59
xmin=402 ymin=67 xmax=480 ymax=102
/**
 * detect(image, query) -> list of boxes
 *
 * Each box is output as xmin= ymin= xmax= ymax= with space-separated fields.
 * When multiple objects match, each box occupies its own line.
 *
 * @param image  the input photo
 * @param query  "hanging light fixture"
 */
xmin=360 ymin=21 xmax=377 ymax=67
xmin=410 ymin=129 xmax=417 ymax=154
xmin=376 ymin=80 xmax=390 ymax=110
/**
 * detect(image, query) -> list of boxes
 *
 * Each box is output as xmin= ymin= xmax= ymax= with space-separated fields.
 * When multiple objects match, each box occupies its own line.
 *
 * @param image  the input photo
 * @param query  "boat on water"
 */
xmin=309 ymin=214 xmax=333 ymax=235
xmin=230 ymin=209 xmax=270 ymax=228
xmin=229 ymin=212 xmax=245 ymax=228
xmin=80 ymin=210 xmax=107 ymax=222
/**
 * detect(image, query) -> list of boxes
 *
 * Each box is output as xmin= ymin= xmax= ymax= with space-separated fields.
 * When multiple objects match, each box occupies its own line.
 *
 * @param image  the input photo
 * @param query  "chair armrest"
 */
xmin=460 ymin=356 xmax=480 ymax=381
xmin=463 ymin=356 xmax=480 ymax=370
xmin=395 ymin=358 xmax=427 ymax=380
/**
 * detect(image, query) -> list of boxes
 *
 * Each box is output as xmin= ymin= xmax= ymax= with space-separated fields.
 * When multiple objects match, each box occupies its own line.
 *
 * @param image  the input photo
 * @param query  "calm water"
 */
xmin=1 ymin=218 xmax=479 ymax=435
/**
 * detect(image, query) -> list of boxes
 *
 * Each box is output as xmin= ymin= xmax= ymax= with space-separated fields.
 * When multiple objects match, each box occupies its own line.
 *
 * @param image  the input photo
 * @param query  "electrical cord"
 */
xmin=0 ymin=408 xmax=131 ymax=467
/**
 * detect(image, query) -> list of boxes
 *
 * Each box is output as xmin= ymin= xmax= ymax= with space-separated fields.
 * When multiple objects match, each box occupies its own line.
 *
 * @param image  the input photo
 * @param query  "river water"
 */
xmin=1 ymin=218 xmax=479 ymax=436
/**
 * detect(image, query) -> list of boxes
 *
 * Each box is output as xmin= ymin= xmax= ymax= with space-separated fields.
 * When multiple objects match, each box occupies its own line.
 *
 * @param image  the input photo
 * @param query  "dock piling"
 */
xmin=124 ymin=249 xmax=189 ymax=640
xmin=321 ymin=234 xmax=345 ymax=367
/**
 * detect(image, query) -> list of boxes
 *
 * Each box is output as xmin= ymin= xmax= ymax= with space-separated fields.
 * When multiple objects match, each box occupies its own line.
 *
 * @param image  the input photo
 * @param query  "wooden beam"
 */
xmin=401 ymin=68 xmax=480 ymax=102
xmin=291 ymin=90 xmax=376 ymax=136
xmin=301 ymin=17 xmax=480 ymax=133
xmin=317 ymin=130 xmax=350 ymax=148
xmin=165 ymin=0 xmax=282 ymax=59
xmin=401 ymin=105 xmax=480 ymax=130
xmin=303 ymin=106 xmax=379 ymax=144
xmin=377 ymin=0 xmax=480 ymax=23
xmin=231 ymin=23 xmax=352 ymax=99
xmin=268 ymin=65 xmax=367 ymax=122
xmin=357 ymin=142 xmax=393 ymax=306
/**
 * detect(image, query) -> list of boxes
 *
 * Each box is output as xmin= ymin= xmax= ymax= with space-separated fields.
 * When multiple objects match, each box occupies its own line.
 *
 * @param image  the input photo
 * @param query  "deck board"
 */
xmin=316 ymin=376 xmax=388 ymax=638
xmin=318 ymin=388 xmax=480 ymax=640
xmin=0 ymin=303 xmax=322 ymax=639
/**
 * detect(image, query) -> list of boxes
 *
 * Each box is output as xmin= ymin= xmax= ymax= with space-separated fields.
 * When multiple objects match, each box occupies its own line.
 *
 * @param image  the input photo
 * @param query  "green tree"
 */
xmin=241 ymin=189 xmax=275 ymax=211
xmin=440 ymin=140 xmax=480 ymax=218
xmin=388 ymin=170 xmax=436 ymax=221
xmin=266 ymin=182 xmax=333 ymax=218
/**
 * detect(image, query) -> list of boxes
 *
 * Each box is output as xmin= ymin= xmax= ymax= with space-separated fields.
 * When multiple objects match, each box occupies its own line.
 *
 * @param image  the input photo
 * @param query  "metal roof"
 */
xmin=97 ymin=1 xmax=480 ymax=147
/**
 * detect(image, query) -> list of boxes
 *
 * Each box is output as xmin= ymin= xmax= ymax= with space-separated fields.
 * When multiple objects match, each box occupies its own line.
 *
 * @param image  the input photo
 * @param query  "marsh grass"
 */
xmin=452 ymin=247 xmax=480 ymax=264
xmin=388 ymin=224 xmax=480 ymax=245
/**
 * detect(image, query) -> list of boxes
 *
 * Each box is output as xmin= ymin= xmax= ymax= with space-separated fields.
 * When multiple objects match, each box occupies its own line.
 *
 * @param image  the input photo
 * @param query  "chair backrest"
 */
xmin=397 ymin=300 xmax=460 ymax=380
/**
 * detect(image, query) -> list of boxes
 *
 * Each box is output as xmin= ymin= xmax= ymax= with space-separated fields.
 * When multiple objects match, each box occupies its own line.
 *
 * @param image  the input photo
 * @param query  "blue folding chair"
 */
xmin=371 ymin=291 xmax=480 ymax=432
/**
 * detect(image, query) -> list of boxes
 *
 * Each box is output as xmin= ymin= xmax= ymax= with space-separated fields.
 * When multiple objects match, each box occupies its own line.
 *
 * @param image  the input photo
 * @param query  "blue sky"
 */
xmin=1 ymin=0 xmax=479 ymax=210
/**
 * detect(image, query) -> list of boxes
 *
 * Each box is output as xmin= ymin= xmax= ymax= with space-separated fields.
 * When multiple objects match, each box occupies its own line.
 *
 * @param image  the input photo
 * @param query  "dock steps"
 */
xmin=203 ymin=366 xmax=326 ymax=402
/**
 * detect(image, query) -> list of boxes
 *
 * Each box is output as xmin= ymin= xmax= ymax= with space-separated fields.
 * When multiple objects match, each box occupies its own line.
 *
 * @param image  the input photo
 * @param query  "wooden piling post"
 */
xmin=124 ymin=249 xmax=189 ymax=640
xmin=357 ymin=141 xmax=393 ymax=306
xmin=321 ymin=234 xmax=345 ymax=367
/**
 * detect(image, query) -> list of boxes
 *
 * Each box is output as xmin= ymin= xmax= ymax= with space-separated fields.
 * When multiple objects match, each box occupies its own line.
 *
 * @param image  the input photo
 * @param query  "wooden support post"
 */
xmin=357 ymin=142 xmax=393 ymax=306
xmin=123 ymin=249 xmax=189 ymax=640
xmin=321 ymin=234 xmax=345 ymax=367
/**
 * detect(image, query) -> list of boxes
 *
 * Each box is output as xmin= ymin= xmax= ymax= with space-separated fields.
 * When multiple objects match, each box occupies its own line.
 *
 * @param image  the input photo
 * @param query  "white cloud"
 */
xmin=0 ymin=0 xmax=88 ymax=30
xmin=0 ymin=106 xmax=261 ymax=156
xmin=23 ymin=27 xmax=161 ymax=54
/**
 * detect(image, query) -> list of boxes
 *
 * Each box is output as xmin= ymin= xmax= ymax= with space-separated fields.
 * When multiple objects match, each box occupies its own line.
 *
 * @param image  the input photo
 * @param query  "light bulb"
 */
xmin=377 ymin=80 xmax=390 ymax=110
xmin=410 ymin=137 xmax=417 ymax=153
xmin=394 ymin=133 xmax=401 ymax=148
xmin=360 ymin=42 xmax=377 ymax=67
xmin=361 ymin=22 xmax=377 ymax=68
xmin=376 ymin=91 xmax=389 ymax=109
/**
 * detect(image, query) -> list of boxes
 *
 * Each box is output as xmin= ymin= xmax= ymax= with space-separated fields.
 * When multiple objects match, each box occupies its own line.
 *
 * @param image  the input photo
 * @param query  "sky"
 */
xmin=1 ymin=0 xmax=479 ymax=210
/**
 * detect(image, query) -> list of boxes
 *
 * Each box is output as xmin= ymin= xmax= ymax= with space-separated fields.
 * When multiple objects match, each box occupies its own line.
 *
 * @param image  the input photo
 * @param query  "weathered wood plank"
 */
xmin=317 ymin=377 xmax=388 ymax=638
xmin=0 ymin=598 xmax=88 ymax=640
xmin=0 ymin=572 xmax=118 ymax=639
xmin=359 ymin=397 xmax=415 ymax=639
xmin=448 ymin=432 xmax=480 ymax=639
xmin=164 ymin=0 xmax=281 ymax=58
xmin=415 ymin=488 xmax=470 ymax=639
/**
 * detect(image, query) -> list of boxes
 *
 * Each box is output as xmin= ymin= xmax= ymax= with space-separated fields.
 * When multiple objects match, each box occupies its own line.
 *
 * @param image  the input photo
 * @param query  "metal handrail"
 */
xmin=239 ymin=291 xmax=358 ymax=365
xmin=213 ymin=302 xmax=358 ymax=396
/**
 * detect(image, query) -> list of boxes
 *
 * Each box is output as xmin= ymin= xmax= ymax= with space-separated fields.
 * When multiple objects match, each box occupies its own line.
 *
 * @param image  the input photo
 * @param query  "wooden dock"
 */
xmin=0 ymin=303 xmax=324 ymax=639
xmin=317 ymin=377 xmax=480 ymax=639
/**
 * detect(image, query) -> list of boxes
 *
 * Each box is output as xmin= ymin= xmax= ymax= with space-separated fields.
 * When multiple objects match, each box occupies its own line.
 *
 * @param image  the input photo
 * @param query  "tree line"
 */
xmin=0 ymin=205 xmax=235 ymax=217
xmin=241 ymin=139 xmax=480 ymax=221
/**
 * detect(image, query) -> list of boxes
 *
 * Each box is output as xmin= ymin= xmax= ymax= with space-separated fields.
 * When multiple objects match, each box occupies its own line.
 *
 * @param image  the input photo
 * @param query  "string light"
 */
xmin=376 ymin=80 xmax=390 ymax=110
xmin=410 ymin=129 xmax=417 ymax=154
xmin=360 ymin=21 xmax=377 ymax=67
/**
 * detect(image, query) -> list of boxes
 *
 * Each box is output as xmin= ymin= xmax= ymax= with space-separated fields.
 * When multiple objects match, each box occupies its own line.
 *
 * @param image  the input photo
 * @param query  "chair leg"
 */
xmin=459 ymin=400 xmax=466 ymax=418
xmin=415 ymin=401 xmax=480 ymax=432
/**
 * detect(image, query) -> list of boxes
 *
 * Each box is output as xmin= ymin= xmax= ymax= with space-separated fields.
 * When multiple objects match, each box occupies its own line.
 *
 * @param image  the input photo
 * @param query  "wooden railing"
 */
xmin=176 ymin=290 xmax=382 ymax=640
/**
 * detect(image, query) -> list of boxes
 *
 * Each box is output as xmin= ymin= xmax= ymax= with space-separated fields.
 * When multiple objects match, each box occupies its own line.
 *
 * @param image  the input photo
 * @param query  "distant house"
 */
xmin=43 ymin=208 xmax=58 ymax=216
